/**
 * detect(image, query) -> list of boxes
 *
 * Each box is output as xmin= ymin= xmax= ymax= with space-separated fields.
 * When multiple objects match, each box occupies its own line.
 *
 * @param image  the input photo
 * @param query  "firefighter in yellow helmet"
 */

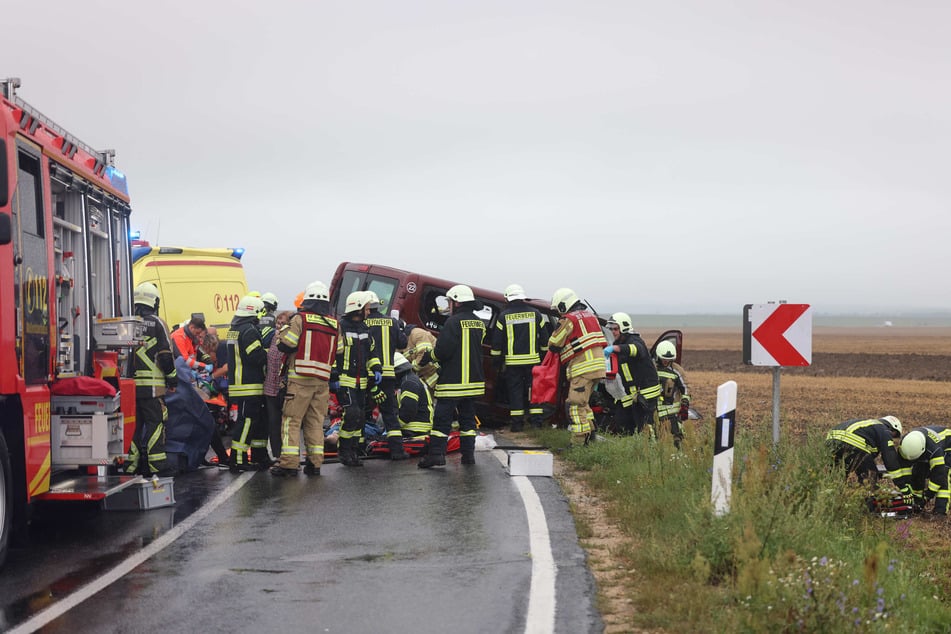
xmin=603 ymin=312 xmax=661 ymax=437
xmin=546 ymin=288 xmax=607 ymax=446
xmin=654 ymin=339 xmax=690 ymax=448
xmin=418 ymin=285 xmax=487 ymax=468
xmin=269 ymin=281 xmax=339 ymax=476
xmin=335 ymin=291 xmax=383 ymax=467
xmin=126 ymin=282 xmax=178 ymax=477
xmin=894 ymin=426 xmax=951 ymax=516
xmin=226 ymin=294 xmax=270 ymax=472
xmin=364 ymin=291 xmax=410 ymax=459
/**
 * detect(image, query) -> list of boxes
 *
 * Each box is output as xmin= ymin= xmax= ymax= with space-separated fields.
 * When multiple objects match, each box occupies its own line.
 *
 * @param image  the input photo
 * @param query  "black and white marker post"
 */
xmin=711 ymin=380 xmax=737 ymax=517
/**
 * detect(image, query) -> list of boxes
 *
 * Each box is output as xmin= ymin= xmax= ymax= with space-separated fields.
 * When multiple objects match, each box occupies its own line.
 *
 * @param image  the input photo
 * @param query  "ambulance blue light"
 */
xmin=130 ymin=230 xmax=141 ymax=240
xmin=232 ymin=248 xmax=245 ymax=260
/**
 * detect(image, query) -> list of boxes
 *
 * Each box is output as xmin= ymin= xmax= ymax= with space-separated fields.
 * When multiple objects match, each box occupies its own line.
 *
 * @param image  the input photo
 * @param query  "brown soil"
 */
xmin=553 ymin=327 xmax=951 ymax=633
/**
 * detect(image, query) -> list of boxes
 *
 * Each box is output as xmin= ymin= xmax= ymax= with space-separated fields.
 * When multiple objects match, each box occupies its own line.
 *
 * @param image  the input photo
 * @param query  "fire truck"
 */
xmin=0 ymin=78 xmax=146 ymax=567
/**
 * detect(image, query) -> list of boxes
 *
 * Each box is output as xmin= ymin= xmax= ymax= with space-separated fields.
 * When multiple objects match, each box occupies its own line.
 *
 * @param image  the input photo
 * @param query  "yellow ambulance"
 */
xmin=131 ymin=242 xmax=249 ymax=332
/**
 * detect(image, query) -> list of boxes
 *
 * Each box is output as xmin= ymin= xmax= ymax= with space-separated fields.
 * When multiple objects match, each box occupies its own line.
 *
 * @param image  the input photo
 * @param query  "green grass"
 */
xmin=531 ymin=422 xmax=951 ymax=632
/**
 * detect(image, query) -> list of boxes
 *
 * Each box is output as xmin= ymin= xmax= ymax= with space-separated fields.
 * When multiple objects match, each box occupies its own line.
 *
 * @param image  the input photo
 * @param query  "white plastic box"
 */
xmin=51 ymin=413 xmax=124 ymax=465
xmin=93 ymin=317 xmax=146 ymax=347
xmin=507 ymin=450 xmax=554 ymax=477
xmin=102 ymin=477 xmax=176 ymax=510
xmin=51 ymin=393 xmax=121 ymax=415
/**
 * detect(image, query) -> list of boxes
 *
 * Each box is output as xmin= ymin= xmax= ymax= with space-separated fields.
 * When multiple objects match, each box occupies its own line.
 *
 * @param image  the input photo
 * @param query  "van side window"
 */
xmin=365 ymin=275 xmax=398 ymax=315
xmin=422 ymin=289 xmax=449 ymax=331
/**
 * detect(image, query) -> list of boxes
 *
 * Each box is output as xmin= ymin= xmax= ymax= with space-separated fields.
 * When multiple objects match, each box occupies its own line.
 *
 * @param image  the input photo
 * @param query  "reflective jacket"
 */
xmin=434 ymin=302 xmax=486 ymax=399
xmin=612 ymin=332 xmax=661 ymax=404
xmin=280 ymin=311 xmax=338 ymax=381
xmin=132 ymin=308 xmax=177 ymax=398
xmin=336 ymin=315 xmax=382 ymax=389
xmin=490 ymin=300 xmax=549 ymax=367
xmin=401 ymin=325 xmax=439 ymax=388
xmin=397 ymin=372 xmax=434 ymax=435
xmin=548 ymin=308 xmax=606 ymax=378
xmin=226 ymin=316 xmax=267 ymax=398
xmin=657 ymin=360 xmax=689 ymax=418
xmin=365 ymin=309 xmax=408 ymax=379
xmin=894 ymin=425 xmax=951 ymax=512
xmin=826 ymin=418 xmax=904 ymax=480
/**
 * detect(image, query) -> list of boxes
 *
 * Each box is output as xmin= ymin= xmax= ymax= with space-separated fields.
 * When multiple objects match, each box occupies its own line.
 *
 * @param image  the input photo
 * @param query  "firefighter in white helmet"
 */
xmin=490 ymin=283 xmax=550 ymax=431
xmin=419 ymin=284 xmax=487 ymax=468
xmin=335 ymin=291 xmax=383 ymax=467
xmin=364 ymin=290 xmax=410 ymax=460
xmin=258 ymin=291 xmax=280 ymax=346
xmin=603 ymin=312 xmax=661 ymax=437
xmin=546 ymin=287 xmax=607 ymax=446
xmin=126 ymin=282 xmax=178 ymax=477
xmin=894 ymin=426 xmax=951 ymax=516
xmin=269 ymin=281 xmax=339 ymax=476
xmin=654 ymin=339 xmax=690 ymax=448
xmin=226 ymin=294 xmax=270 ymax=472
xmin=826 ymin=416 xmax=905 ymax=485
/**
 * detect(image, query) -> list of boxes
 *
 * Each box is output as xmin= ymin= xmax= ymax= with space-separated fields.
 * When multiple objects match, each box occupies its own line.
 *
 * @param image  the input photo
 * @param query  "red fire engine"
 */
xmin=0 ymin=78 xmax=145 ymax=567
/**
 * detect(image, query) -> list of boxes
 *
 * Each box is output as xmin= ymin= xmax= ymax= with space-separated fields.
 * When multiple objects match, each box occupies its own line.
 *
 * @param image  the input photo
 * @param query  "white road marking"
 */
xmin=8 ymin=472 xmax=255 ymax=634
xmin=492 ymin=449 xmax=557 ymax=634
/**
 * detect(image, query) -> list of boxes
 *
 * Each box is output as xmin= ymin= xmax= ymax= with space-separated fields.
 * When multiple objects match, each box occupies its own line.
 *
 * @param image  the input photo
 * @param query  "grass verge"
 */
xmin=531 ymin=422 xmax=951 ymax=633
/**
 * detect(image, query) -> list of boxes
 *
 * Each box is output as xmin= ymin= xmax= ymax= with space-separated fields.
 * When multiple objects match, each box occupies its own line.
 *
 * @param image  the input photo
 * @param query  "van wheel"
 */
xmin=0 ymin=432 xmax=12 ymax=568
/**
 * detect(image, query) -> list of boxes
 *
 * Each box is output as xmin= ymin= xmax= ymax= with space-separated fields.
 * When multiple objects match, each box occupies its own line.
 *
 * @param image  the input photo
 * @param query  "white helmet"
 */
xmin=446 ymin=284 xmax=475 ymax=303
xmin=261 ymin=292 xmax=279 ymax=308
xmin=304 ymin=280 xmax=329 ymax=301
xmin=899 ymin=429 xmax=926 ymax=460
xmin=551 ymin=288 xmax=579 ymax=314
xmin=656 ymin=340 xmax=677 ymax=360
xmin=880 ymin=415 xmax=902 ymax=436
xmin=393 ymin=352 xmax=412 ymax=375
xmin=344 ymin=290 xmax=370 ymax=314
xmin=607 ymin=312 xmax=635 ymax=335
xmin=503 ymin=283 xmax=526 ymax=301
xmin=235 ymin=294 xmax=265 ymax=318
xmin=365 ymin=290 xmax=382 ymax=309
xmin=134 ymin=282 xmax=160 ymax=308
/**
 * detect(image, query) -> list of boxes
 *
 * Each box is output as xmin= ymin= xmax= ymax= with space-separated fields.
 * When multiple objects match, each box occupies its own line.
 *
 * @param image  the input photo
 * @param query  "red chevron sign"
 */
xmin=746 ymin=304 xmax=812 ymax=366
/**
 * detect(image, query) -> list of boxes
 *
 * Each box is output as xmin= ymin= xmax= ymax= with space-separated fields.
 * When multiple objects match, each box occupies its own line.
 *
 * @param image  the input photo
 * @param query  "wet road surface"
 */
xmin=0 ymin=450 xmax=601 ymax=633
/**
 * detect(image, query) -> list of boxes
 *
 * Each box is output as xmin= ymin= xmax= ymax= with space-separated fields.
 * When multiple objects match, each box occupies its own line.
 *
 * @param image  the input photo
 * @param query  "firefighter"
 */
xmin=336 ymin=291 xmax=384 ymax=467
xmin=270 ymin=282 xmax=338 ymax=477
xmin=826 ymin=416 xmax=905 ymax=484
xmin=654 ymin=339 xmax=690 ymax=448
xmin=418 ymin=285 xmax=487 ymax=468
xmin=400 ymin=322 xmax=439 ymax=389
xmin=126 ymin=282 xmax=178 ymax=477
xmin=394 ymin=352 xmax=434 ymax=439
xmin=364 ymin=291 xmax=409 ymax=460
xmin=226 ymin=294 xmax=270 ymax=472
xmin=490 ymin=283 xmax=550 ymax=432
xmin=895 ymin=427 xmax=951 ymax=516
xmin=258 ymin=291 xmax=280 ymax=346
xmin=603 ymin=313 xmax=662 ymax=437
xmin=547 ymin=288 xmax=607 ymax=447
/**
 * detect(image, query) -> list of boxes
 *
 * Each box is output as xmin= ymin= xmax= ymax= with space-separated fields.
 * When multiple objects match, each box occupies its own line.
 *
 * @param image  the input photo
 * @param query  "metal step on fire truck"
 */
xmin=0 ymin=78 xmax=166 ymax=568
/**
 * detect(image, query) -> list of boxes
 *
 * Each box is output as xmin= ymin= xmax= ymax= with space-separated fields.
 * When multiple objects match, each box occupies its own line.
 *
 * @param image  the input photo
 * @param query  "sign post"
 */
xmin=743 ymin=302 xmax=812 ymax=444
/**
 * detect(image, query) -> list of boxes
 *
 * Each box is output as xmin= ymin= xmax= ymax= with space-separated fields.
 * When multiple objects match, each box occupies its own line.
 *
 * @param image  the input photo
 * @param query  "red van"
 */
xmin=329 ymin=262 xmax=683 ymax=428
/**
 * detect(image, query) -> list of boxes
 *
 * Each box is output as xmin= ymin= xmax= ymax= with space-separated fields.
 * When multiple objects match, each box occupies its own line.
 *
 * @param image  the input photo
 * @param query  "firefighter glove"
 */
xmin=374 ymin=370 xmax=383 ymax=385
xmin=369 ymin=385 xmax=386 ymax=404
xmin=603 ymin=345 xmax=614 ymax=357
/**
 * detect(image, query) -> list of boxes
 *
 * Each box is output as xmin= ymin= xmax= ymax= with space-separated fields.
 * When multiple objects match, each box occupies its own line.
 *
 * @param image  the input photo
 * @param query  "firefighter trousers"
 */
xmin=127 ymin=396 xmax=169 ymax=476
xmin=278 ymin=377 xmax=330 ymax=470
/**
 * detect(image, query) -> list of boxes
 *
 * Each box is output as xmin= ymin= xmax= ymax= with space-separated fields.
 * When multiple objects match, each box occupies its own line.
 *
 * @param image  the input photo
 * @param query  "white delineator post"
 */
xmin=711 ymin=380 xmax=737 ymax=517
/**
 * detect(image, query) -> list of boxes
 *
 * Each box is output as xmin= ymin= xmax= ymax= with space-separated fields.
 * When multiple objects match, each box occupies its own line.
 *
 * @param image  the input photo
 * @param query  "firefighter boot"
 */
xmin=250 ymin=447 xmax=273 ymax=470
xmin=509 ymin=418 xmax=524 ymax=433
xmin=388 ymin=437 xmax=410 ymax=461
xmin=417 ymin=436 xmax=447 ymax=469
xmin=303 ymin=459 xmax=320 ymax=476
xmin=460 ymin=435 xmax=476 ymax=465
xmin=340 ymin=438 xmax=363 ymax=467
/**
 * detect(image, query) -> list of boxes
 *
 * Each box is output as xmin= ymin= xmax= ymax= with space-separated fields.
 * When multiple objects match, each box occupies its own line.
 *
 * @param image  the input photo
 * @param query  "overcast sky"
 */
xmin=5 ymin=1 xmax=949 ymax=314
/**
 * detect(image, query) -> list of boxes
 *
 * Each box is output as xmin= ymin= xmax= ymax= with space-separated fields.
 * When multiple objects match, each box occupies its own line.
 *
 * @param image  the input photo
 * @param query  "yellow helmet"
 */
xmin=899 ymin=429 xmax=926 ymax=460
xmin=656 ymin=340 xmax=677 ymax=360
xmin=551 ymin=288 xmax=579 ymax=314
xmin=607 ymin=312 xmax=634 ymax=335
xmin=134 ymin=282 xmax=160 ymax=308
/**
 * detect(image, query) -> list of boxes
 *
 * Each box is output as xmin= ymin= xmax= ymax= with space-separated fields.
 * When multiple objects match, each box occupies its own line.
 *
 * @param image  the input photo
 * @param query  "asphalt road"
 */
xmin=0 ymin=450 xmax=602 ymax=634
